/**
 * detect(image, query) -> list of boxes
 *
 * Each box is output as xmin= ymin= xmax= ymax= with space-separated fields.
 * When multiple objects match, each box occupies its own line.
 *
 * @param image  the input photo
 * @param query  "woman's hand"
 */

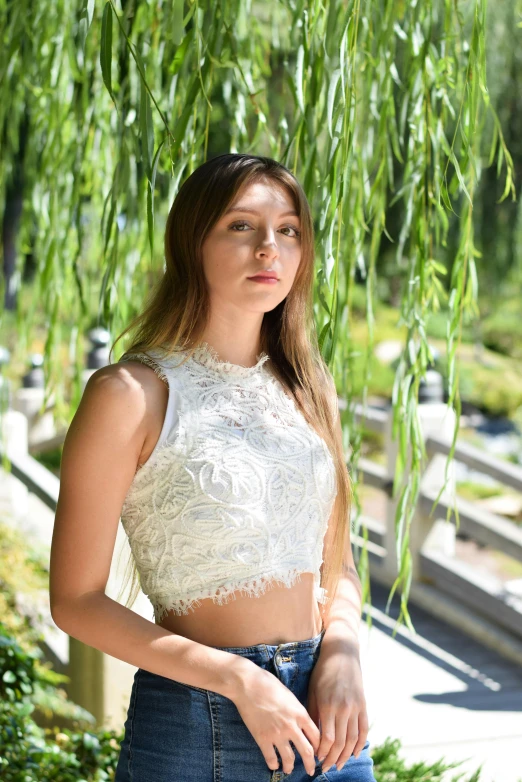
xmin=232 ymin=661 xmax=321 ymax=776
xmin=307 ymin=636 xmax=369 ymax=773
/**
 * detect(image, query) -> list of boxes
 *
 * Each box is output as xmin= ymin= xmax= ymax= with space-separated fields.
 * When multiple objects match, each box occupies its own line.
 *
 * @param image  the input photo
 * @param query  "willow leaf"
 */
xmin=327 ymin=68 xmax=342 ymax=140
xmin=100 ymin=2 xmax=115 ymax=104
xmin=172 ymin=0 xmax=185 ymax=46
xmin=140 ymin=80 xmax=154 ymax=180
xmin=295 ymin=44 xmax=305 ymax=114
xmin=147 ymin=138 xmax=166 ymax=258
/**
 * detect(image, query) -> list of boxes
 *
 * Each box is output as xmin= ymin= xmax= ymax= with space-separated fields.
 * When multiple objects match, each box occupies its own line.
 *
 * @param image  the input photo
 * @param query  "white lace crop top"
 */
xmin=118 ymin=342 xmax=338 ymax=622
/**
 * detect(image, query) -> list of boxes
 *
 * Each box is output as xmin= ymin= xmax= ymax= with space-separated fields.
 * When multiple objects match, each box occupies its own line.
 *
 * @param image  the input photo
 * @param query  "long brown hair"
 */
xmin=111 ymin=153 xmax=353 ymax=629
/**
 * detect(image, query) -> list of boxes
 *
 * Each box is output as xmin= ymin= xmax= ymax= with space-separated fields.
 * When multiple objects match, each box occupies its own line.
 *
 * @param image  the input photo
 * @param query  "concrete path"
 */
xmin=360 ymin=581 xmax=522 ymax=782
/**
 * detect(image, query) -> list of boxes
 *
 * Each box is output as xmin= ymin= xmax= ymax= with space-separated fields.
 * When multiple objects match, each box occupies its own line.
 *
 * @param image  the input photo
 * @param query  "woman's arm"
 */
xmin=309 ymin=406 xmax=368 ymax=771
xmin=49 ymin=364 xmax=253 ymax=699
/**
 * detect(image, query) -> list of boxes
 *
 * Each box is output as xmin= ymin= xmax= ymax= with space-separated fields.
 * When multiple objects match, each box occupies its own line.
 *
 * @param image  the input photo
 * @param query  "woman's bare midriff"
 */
xmin=156 ymin=575 xmax=324 ymax=648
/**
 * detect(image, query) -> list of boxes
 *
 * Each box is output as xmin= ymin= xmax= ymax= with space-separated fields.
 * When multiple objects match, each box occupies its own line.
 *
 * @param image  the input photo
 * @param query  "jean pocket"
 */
xmin=172 ymin=679 xmax=209 ymax=695
xmin=138 ymin=667 xmax=209 ymax=695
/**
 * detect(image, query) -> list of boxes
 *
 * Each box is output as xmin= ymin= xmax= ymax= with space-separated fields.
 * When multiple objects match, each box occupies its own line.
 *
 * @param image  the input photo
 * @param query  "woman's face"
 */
xmin=201 ymin=178 xmax=302 ymax=314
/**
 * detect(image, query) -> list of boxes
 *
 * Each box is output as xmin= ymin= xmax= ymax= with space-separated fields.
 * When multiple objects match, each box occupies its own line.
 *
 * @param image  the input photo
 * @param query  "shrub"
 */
xmin=0 ymin=624 xmax=121 ymax=781
xmin=371 ymin=736 xmax=484 ymax=781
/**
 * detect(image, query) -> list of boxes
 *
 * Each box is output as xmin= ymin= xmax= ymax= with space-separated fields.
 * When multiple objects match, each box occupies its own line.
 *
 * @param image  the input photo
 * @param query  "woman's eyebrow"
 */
xmin=224 ymin=206 xmax=299 ymax=218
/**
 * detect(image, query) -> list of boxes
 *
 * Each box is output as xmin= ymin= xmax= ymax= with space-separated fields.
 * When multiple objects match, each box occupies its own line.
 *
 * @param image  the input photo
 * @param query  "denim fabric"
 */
xmin=114 ymin=627 xmax=376 ymax=782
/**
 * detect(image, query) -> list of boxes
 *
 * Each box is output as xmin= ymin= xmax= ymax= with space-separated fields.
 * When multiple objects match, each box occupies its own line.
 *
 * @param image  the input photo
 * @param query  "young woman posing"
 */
xmin=50 ymin=153 xmax=376 ymax=781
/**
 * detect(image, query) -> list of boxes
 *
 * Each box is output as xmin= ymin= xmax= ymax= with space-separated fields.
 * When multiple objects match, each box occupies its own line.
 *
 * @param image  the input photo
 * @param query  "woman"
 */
xmin=50 ymin=153 xmax=376 ymax=781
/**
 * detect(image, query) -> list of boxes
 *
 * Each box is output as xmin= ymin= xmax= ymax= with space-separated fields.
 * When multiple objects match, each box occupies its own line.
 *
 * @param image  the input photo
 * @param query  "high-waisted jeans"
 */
xmin=114 ymin=627 xmax=376 ymax=781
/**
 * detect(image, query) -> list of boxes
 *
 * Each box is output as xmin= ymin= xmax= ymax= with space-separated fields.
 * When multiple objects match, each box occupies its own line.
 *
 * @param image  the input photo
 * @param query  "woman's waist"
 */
xmin=155 ymin=572 xmax=324 ymax=647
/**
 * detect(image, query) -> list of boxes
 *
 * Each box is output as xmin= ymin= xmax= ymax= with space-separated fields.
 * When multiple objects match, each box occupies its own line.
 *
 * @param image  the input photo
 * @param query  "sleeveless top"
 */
xmin=118 ymin=341 xmax=338 ymax=622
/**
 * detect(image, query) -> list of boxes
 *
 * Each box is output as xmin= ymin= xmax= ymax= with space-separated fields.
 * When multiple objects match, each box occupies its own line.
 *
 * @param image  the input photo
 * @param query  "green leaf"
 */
xmin=170 ymin=28 xmax=194 ymax=76
xmin=140 ymin=81 xmax=154 ymax=180
xmin=448 ymin=149 xmax=472 ymax=206
xmin=78 ymin=0 xmax=95 ymax=55
xmin=147 ymin=139 xmax=166 ymax=258
xmin=100 ymin=2 xmax=115 ymax=103
xmin=172 ymin=0 xmax=185 ymax=46
xmin=326 ymin=68 xmax=342 ymax=140
xmin=429 ymin=259 xmax=447 ymax=275
xmin=318 ymin=320 xmax=331 ymax=352
xmin=295 ymin=44 xmax=305 ymax=114
xmin=86 ymin=0 xmax=95 ymax=27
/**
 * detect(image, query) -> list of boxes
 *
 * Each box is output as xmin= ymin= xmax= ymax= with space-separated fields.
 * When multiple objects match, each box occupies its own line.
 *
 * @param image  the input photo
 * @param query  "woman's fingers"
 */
xmin=263 ymin=746 xmax=280 ymax=771
xmin=291 ymin=727 xmax=320 ymax=776
xmin=277 ymin=741 xmax=298 ymax=775
xmin=332 ymin=714 xmax=360 ymax=770
xmin=351 ymin=710 xmax=369 ymax=758
xmin=317 ymin=708 xmax=345 ymax=770
xmin=320 ymin=707 xmax=369 ymax=772
xmin=301 ymin=716 xmax=321 ymax=756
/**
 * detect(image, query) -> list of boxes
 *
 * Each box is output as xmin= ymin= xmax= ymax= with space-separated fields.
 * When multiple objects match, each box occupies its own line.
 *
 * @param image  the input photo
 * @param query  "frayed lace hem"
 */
xmin=119 ymin=352 xmax=169 ymax=385
xmin=150 ymin=569 xmax=326 ymax=622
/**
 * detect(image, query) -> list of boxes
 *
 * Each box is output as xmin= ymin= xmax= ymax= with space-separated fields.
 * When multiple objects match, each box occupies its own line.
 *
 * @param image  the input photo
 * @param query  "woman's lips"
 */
xmin=247 ymin=276 xmax=278 ymax=284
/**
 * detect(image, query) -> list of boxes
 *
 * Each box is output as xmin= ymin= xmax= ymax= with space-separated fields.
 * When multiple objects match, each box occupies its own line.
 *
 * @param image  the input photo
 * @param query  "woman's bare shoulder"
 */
xmin=82 ymin=361 xmax=168 ymax=435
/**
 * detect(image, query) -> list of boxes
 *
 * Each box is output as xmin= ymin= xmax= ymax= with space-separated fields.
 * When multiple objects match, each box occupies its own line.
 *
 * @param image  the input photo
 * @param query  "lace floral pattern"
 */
xmin=118 ymin=342 xmax=338 ymax=621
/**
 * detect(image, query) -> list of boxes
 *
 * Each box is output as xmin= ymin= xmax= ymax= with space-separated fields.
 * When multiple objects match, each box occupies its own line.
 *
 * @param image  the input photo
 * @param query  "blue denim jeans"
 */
xmin=114 ymin=627 xmax=376 ymax=781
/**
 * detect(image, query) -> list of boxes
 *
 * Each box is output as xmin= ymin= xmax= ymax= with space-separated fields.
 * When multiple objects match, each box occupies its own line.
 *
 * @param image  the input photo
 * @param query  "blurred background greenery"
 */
xmin=1 ymin=0 xmax=522 ymax=777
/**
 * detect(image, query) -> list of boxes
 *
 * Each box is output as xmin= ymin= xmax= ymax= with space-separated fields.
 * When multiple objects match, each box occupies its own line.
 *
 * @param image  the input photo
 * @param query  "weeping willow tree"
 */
xmin=0 ymin=0 xmax=516 ymax=630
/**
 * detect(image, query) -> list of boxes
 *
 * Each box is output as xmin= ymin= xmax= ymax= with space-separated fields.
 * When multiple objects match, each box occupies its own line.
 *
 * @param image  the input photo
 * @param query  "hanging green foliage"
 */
xmin=0 ymin=0 xmax=516 ymax=630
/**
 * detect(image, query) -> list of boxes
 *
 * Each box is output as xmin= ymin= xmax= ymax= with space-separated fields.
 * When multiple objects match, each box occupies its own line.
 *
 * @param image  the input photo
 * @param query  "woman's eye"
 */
xmin=229 ymin=221 xmax=300 ymax=238
xmin=281 ymin=226 xmax=301 ymax=238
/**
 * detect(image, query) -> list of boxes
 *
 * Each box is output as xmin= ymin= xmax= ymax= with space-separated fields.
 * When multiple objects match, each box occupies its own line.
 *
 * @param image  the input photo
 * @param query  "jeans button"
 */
xmin=275 ymin=653 xmax=282 ymax=665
